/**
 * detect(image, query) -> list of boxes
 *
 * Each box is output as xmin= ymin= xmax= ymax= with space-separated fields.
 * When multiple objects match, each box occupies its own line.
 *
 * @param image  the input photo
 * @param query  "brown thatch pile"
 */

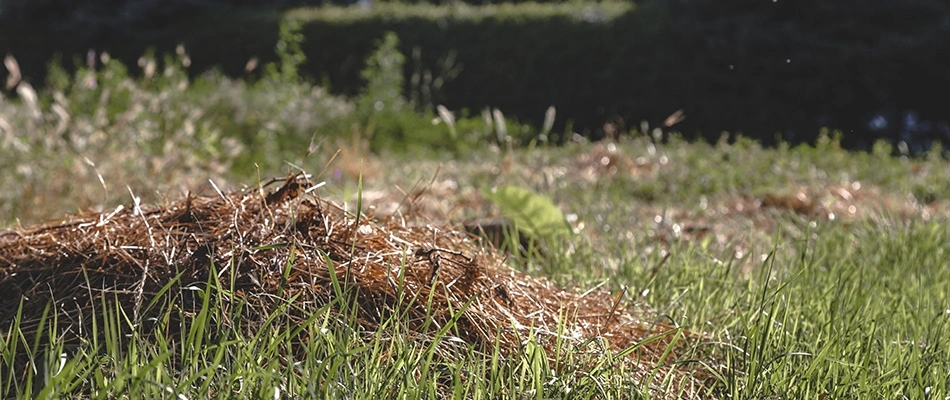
xmin=0 ymin=175 xmax=705 ymax=396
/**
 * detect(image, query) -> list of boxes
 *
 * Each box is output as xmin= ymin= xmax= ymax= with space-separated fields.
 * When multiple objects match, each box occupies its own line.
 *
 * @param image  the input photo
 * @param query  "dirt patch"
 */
xmin=0 ymin=175 xmax=707 ymax=398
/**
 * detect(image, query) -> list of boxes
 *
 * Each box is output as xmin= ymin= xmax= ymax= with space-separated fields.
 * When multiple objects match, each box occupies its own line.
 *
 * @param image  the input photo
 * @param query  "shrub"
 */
xmin=0 ymin=48 xmax=353 ymax=224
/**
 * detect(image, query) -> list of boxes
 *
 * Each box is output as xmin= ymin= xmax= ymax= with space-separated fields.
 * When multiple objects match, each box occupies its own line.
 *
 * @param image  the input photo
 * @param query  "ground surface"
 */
xmin=1 ymin=46 xmax=948 ymax=397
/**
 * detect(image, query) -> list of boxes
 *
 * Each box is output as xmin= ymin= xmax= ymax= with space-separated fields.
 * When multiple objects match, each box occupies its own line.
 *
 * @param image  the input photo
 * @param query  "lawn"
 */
xmin=1 ymin=29 xmax=949 ymax=399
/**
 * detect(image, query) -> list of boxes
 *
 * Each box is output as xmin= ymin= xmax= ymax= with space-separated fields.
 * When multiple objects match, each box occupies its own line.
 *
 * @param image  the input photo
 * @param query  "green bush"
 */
xmin=0 ymin=46 xmax=353 ymax=223
xmin=247 ymin=0 xmax=950 ymax=145
xmin=4 ymin=1 xmax=950 ymax=146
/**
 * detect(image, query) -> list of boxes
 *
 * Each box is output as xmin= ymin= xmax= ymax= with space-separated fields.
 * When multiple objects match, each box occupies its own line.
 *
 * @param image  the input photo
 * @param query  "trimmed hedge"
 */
xmin=658 ymin=0 xmax=950 ymax=147
xmin=2 ymin=1 xmax=949 ymax=147
xmin=285 ymin=2 xmax=650 ymax=141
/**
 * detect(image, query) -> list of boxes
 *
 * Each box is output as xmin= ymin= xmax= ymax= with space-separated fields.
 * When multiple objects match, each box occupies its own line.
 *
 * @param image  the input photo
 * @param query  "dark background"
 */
xmin=2 ymin=0 xmax=949 ymax=150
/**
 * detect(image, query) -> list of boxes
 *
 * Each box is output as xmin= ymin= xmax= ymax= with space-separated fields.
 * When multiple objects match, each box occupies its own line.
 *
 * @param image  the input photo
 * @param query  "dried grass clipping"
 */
xmin=0 ymin=176 xmax=705 ymax=396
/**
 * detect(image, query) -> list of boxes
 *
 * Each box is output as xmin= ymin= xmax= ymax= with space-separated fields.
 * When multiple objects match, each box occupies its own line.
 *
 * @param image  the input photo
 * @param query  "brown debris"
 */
xmin=0 ymin=175 xmax=705 ymax=397
xmin=747 ymin=182 xmax=947 ymax=222
xmin=575 ymin=141 xmax=660 ymax=181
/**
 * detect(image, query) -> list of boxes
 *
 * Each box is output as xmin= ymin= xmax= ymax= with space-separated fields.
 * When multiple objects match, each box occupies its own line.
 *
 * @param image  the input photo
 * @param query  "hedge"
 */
xmin=2 ymin=1 xmax=949 ymax=147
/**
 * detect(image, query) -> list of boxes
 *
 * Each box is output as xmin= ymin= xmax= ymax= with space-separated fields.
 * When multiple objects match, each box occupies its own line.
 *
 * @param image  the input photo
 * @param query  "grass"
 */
xmin=2 ymin=37 xmax=950 ymax=399
xmin=0 ymin=240 xmax=691 ymax=399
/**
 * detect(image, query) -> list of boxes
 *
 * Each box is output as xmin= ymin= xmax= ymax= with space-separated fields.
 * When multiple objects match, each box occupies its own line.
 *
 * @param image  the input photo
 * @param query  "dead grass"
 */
xmin=0 ymin=174 xmax=707 ymax=397
xmin=327 ymin=139 xmax=950 ymax=279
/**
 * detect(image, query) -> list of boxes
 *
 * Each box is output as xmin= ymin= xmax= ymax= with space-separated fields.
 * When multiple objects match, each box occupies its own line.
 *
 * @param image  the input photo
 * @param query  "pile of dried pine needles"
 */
xmin=0 ymin=175 xmax=708 ymax=397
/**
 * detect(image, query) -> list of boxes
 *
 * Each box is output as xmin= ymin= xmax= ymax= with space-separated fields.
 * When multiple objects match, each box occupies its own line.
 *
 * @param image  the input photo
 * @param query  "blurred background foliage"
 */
xmin=1 ymin=0 xmax=949 ymax=149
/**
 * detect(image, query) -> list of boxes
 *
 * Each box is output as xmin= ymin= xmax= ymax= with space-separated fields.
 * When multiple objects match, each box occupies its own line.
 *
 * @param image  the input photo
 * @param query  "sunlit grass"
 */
xmin=2 ymin=35 xmax=950 ymax=398
xmin=2 ymin=252 xmax=694 ymax=399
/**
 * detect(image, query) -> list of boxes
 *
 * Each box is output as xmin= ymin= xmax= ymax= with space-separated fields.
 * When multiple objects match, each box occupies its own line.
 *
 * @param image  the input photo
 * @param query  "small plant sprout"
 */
xmin=540 ymin=105 xmax=556 ymax=142
xmin=492 ymin=108 xmax=509 ymax=144
xmin=436 ymin=104 xmax=457 ymax=140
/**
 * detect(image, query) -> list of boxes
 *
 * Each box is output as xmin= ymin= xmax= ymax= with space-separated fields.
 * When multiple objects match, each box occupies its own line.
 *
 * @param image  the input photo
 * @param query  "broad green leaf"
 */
xmin=483 ymin=185 xmax=572 ymax=241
